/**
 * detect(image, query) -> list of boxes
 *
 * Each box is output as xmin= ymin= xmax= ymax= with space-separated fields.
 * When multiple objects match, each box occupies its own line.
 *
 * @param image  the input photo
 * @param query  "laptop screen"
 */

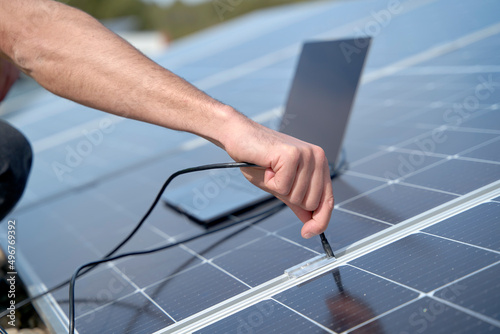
xmin=279 ymin=38 xmax=371 ymax=166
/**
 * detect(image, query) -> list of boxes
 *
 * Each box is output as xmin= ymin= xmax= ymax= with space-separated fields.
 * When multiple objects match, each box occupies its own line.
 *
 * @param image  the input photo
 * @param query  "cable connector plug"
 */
xmin=320 ymin=233 xmax=335 ymax=258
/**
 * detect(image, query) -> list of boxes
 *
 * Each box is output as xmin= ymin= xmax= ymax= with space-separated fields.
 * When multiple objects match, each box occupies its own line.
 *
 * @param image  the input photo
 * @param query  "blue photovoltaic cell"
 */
xmin=350 ymin=233 xmax=500 ymax=292
xmin=75 ymin=292 xmax=174 ymax=334
xmin=340 ymin=184 xmax=457 ymax=224
xmin=53 ymin=266 xmax=136 ymax=317
xmin=113 ymin=245 xmax=203 ymax=288
xmin=403 ymin=159 xmax=500 ymax=195
xmin=351 ymin=297 xmax=500 ymax=334
xmin=144 ymin=263 xmax=249 ymax=321
xmin=274 ymin=266 xmax=418 ymax=333
xmin=400 ymin=130 xmax=498 ymax=156
xmin=196 ymin=300 xmax=329 ymax=334
xmin=435 ymin=263 xmax=500 ymax=321
xmin=349 ymin=151 xmax=443 ymax=180
xmin=423 ymin=202 xmax=500 ymax=251
xmin=461 ymin=110 xmax=500 ymax=131
xmin=463 ymin=138 xmax=500 ymax=162
xmin=331 ymin=174 xmax=385 ymax=205
xmin=213 ymin=235 xmax=315 ymax=287
xmin=184 ymin=224 xmax=267 ymax=260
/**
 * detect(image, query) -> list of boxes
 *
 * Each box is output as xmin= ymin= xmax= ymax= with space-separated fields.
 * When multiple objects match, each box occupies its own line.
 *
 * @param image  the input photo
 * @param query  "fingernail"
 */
xmin=303 ymin=233 xmax=316 ymax=239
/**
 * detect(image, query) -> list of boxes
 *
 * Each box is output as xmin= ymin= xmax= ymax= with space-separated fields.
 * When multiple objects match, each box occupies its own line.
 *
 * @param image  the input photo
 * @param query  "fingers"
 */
xmin=266 ymin=145 xmax=333 ymax=239
xmin=276 ymin=159 xmax=334 ymax=239
xmin=266 ymin=146 xmax=299 ymax=196
xmin=302 ymin=175 xmax=334 ymax=238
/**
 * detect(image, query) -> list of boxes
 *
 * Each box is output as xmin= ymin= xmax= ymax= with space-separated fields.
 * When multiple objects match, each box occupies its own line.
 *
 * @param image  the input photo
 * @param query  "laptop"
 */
xmin=163 ymin=37 xmax=371 ymax=226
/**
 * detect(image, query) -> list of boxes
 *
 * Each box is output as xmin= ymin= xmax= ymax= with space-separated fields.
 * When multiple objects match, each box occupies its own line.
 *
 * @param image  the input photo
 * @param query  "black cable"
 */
xmin=0 ymin=324 xmax=7 ymax=334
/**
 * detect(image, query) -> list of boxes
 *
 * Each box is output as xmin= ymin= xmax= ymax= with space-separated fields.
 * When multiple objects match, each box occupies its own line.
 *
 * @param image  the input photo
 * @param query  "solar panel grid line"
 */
xmin=72 ymin=282 xmax=140 ymax=321
xmin=432 ymin=155 xmax=500 ymax=166
xmin=417 ymin=123 xmax=500 ymax=135
xmin=140 ymin=291 xmax=177 ymax=325
xmin=385 ymin=146 xmax=488 ymax=160
xmin=361 ymin=85 xmax=469 ymax=110
xmin=349 ymin=256 xmax=500 ymax=317
xmin=205 ymin=262 xmax=253 ymax=288
xmin=346 ymin=127 xmax=454 ymax=167
xmin=351 ymin=155 xmax=451 ymax=185
xmin=397 ymin=180 xmax=462 ymax=197
xmin=333 ymin=207 xmax=394 ymax=227
xmin=271 ymin=298 xmax=337 ymax=334
xmin=346 ymin=149 xmax=389 ymax=168
xmin=181 ymin=227 xmax=270 ymax=262
xmin=342 ymin=296 xmax=423 ymax=333
xmin=63 ymin=259 xmax=177 ymax=324
xmin=330 ymin=180 xmax=390 ymax=206
xmin=344 ymin=292 xmax=499 ymax=334
xmin=430 ymin=292 xmax=500 ymax=328
xmin=457 ymin=135 xmax=500 ymax=155
xmin=268 ymin=233 xmax=322 ymax=256
xmin=395 ymin=65 xmax=500 ymax=75
xmin=347 ymin=264 xmax=424 ymax=295
xmin=419 ymin=232 xmax=500 ymax=256
xmin=429 ymin=260 xmax=500 ymax=297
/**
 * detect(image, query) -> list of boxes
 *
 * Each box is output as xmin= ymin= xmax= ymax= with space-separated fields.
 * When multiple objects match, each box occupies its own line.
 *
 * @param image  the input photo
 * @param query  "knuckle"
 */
xmin=303 ymin=196 xmax=321 ymax=212
xmin=286 ymin=145 xmax=301 ymax=163
xmin=275 ymin=182 xmax=291 ymax=196
xmin=325 ymin=195 xmax=334 ymax=210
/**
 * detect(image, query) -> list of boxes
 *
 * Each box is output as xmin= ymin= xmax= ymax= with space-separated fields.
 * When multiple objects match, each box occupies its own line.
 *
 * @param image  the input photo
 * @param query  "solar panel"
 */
xmin=0 ymin=0 xmax=499 ymax=333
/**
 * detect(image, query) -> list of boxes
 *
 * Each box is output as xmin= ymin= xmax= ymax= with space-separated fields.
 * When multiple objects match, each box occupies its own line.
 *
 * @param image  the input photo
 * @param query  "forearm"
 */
xmin=0 ymin=0 xmax=241 ymax=148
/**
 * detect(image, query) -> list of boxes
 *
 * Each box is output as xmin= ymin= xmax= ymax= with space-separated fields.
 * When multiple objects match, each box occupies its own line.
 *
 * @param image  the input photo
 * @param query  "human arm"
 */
xmin=0 ymin=0 xmax=333 ymax=238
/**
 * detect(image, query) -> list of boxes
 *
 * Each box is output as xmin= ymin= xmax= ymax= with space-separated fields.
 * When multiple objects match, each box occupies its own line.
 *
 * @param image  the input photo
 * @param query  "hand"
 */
xmin=223 ymin=117 xmax=334 ymax=239
xmin=0 ymin=58 xmax=19 ymax=102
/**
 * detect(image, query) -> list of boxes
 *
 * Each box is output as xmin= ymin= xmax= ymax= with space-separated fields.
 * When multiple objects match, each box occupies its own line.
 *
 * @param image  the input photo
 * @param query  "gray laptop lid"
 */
xmin=163 ymin=37 xmax=371 ymax=225
xmin=280 ymin=37 xmax=371 ymax=165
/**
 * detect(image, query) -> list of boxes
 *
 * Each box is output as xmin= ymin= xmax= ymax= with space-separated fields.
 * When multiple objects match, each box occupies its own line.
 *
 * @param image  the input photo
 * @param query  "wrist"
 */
xmin=204 ymin=104 xmax=252 ymax=151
